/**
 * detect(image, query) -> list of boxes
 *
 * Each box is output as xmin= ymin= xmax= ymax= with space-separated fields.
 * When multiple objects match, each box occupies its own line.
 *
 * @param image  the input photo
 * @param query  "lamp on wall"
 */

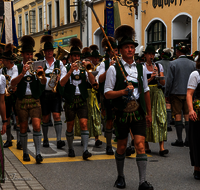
xmin=116 ymin=0 xmax=139 ymax=13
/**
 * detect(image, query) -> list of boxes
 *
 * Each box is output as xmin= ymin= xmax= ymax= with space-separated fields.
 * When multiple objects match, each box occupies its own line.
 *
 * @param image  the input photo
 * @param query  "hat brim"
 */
xmin=1 ymin=55 xmax=16 ymax=60
xmin=42 ymin=48 xmax=55 ymax=51
xmin=118 ymin=40 xmax=138 ymax=48
xmin=143 ymin=51 xmax=158 ymax=54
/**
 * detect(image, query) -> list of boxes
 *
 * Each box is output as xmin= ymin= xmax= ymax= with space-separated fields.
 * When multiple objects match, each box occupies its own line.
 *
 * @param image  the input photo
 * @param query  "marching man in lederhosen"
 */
xmin=104 ymin=25 xmax=154 ymax=190
xmin=11 ymin=36 xmax=46 ymax=163
xmin=60 ymin=37 xmax=97 ymax=160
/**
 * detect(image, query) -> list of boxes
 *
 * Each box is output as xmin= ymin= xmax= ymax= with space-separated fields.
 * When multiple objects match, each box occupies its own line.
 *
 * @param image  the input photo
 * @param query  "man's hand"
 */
xmin=1 ymin=123 xmax=6 ymax=135
xmin=146 ymin=114 xmax=152 ymax=128
xmin=22 ymin=64 xmax=30 ymax=75
xmin=92 ymin=81 xmax=99 ymax=89
xmin=109 ymin=60 xmax=115 ymax=66
xmin=189 ymin=110 xmax=197 ymax=122
xmin=70 ymin=62 xmax=78 ymax=73
xmin=124 ymin=85 xmax=134 ymax=95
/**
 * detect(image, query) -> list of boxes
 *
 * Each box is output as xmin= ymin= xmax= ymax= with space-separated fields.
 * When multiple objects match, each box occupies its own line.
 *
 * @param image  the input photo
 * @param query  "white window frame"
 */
xmin=64 ymin=0 xmax=70 ymax=24
xmin=47 ymin=1 xmax=52 ymax=29
xmin=38 ymin=5 xmax=42 ymax=32
xmin=24 ymin=11 xmax=29 ymax=35
xmin=30 ymin=8 xmax=36 ymax=34
xmin=18 ymin=14 xmax=22 ymax=37
xmin=54 ymin=0 xmax=60 ymax=27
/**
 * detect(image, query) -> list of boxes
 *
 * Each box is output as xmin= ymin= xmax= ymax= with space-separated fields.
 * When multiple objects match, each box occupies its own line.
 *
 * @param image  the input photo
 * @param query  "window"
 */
xmin=18 ymin=15 xmax=22 ymax=37
xmin=38 ymin=8 xmax=42 ymax=31
xmin=48 ymin=4 xmax=52 ymax=28
xmin=29 ymin=10 xmax=36 ymax=33
xmin=147 ymin=21 xmax=166 ymax=50
xmin=55 ymin=0 xmax=60 ymax=27
xmin=66 ymin=0 xmax=70 ymax=23
xmin=25 ymin=13 xmax=29 ymax=35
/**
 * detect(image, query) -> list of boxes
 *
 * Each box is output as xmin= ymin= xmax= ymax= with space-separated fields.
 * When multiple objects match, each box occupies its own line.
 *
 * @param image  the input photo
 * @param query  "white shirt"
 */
xmin=0 ymin=65 xmax=18 ymax=86
xmin=98 ymin=58 xmax=112 ymax=80
xmin=44 ymin=58 xmax=67 ymax=91
xmin=0 ymin=74 xmax=6 ymax=94
xmin=187 ymin=71 xmax=200 ymax=90
xmin=144 ymin=63 xmax=164 ymax=75
xmin=61 ymin=64 xmax=89 ymax=95
xmin=104 ymin=59 xmax=149 ymax=99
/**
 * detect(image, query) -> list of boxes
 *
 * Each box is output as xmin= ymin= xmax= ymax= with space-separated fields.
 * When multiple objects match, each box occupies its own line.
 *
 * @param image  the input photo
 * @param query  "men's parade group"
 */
xmin=0 ymin=24 xmax=200 ymax=190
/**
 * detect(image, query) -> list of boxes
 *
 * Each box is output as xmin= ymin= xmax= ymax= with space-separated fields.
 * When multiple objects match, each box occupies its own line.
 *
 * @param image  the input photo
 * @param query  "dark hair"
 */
xmin=196 ymin=51 xmax=200 ymax=69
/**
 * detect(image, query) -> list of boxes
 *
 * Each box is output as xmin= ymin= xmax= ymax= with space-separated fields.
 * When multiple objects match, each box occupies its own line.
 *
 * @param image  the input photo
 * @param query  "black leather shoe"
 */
xmin=194 ymin=171 xmax=200 ymax=180
xmin=184 ymin=141 xmax=189 ymax=147
xmin=95 ymin=140 xmax=102 ymax=147
xmin=167 ymin=126 xmax=172 ymax=131
xmin=36 ymin=154 xmax=43 ymax=164
xmin=57 ymin=140 xmax=65 ymax=149
xmin=159 ymin=149 xmax=169 ymax=156
xmin=106 ymin=146 xmax=114 ymax=155
xmin=17 ymin=141 xmax=22 ymax=150
xmin=43 ymin=139 xmax=49 ymax=147
xmin=68 ymin=149 xmax=75 ymax=157
xmin=138 ymin=181 xmax=154 ymax=190
xmin=3 ymin=141 xmax=12 ymax=148
xmin=82 ymin=150 xmax=92 ymax=160
xmin=126 ymin=146 xmax=133 ymax=156
xmin=23 ymin=153 xmax=30 ymax=161
xmin=171 ymin=140 xmax=184 ymax=147
xmin=114 ymin=175 xmax=126 ymax=189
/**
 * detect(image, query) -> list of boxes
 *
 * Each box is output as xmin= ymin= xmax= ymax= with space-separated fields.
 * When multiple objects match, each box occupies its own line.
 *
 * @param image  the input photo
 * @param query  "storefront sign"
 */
xmin=53 ymin=34 xmax=77 ymax=48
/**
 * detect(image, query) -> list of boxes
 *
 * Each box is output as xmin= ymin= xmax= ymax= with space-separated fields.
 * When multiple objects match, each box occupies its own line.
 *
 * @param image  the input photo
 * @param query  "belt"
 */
xmin=149 ymin=84 xmax=158 ymax=87
xmin=24 ymin=95 xmax=33 ymax=99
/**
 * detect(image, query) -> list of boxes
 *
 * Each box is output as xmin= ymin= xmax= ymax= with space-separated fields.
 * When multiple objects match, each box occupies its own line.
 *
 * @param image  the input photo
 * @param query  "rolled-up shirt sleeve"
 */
xmin=143 ymin=65 xmax=150 ymax=93
xmin=0 ymin=75 xmax=6 ymax=94
xmin=104 ymin=65 xmax=116 ymax=94
xmin=60 ymin=61 xmax=67 ymax=81
xmin=187 ymin=71 xmax=199 ymax=90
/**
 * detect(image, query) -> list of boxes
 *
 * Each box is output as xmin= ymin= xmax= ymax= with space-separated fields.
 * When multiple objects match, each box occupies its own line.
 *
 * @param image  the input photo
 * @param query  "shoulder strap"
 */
xmin=155 ymin=63 xmax=160 ymax=75
xmin=17 ymin=64 xmax=23 ymax=75
xmin=54 ymin=60 xmax=60 ymax=69
xmin=2 ymin=67 xmax=7 ymax=75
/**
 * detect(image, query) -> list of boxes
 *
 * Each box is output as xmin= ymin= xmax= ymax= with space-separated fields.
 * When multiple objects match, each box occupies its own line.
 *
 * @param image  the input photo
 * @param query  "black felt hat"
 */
xmin=114 ymin=25 xmax=138 ymax=48
xmin=41 ymin=35 xmax=55 ymax=50
xmin=1 ymin=44 xmax=16 ymax=60
xmin=143 ymin=45 xmax=157 ymax=54
xmin=69 ymin=38 xmax=82 ymax=55
xmin=90 ymin=45 xmax=101 ymax=58
xmin=101 ymin=36 xmax=118 ymax=52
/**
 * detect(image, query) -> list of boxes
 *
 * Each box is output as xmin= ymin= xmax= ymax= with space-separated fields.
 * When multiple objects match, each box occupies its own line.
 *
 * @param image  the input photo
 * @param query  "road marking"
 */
xmin=8 ymin=136 xmax=151 ymax=165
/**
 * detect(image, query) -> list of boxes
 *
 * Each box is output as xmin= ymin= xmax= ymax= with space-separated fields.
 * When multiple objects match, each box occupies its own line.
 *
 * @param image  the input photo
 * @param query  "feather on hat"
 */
xmin=20 ymin=36 xmax=35 ymax=47
xmin=70 ymin=37 xmax=83 ymax=49
xmin=40 ymin=35 xmax=54 ymax=44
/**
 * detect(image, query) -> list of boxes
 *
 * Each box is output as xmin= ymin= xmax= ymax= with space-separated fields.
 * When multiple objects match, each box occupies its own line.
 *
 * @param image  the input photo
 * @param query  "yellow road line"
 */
xmin=7 ymin=135 xmax=151 ymax=165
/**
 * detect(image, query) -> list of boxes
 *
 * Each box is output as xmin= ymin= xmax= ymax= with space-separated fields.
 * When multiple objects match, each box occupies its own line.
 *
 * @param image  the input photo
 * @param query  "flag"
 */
xmin=0 ymin=1 xmax=18 ymax=47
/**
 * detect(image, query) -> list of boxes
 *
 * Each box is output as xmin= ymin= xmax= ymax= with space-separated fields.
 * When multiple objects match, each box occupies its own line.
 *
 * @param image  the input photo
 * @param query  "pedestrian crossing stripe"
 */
xmin=8 ymin=136 xmax=151 ymax=165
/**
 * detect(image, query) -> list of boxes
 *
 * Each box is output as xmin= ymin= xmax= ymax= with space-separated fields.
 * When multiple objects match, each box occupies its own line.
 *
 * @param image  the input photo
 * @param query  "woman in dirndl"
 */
xmin=186 ymin=52 xmax=200 ymax=180
xmin=0 ymin=72 xmax=8 ymax=184
xmin=143 ymin=46 xmax=168 ymax=156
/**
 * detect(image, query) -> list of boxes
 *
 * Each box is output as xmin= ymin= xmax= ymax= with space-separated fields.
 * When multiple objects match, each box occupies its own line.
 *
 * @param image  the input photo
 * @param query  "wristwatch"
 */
xmin=2 ymin=120 xmax=8 ymax=124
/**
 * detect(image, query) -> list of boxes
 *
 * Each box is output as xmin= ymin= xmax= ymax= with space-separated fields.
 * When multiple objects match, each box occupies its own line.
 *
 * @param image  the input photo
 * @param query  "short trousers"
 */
xmin=15 ymin=97 xmax=42 ymax=123
xmin=40 ymin=90 xmax=62 ymax=116
xmin=104 ymin=98 xmax=113 ymax=121
xmin=170 ymin=95 xmax=189 ymax=116
xmin=5 ymin=96 xmax=12 ymax=118
xmin=64 ymin=96 xmax=88 ymax=122
xmin=113 ymin=110 xmax=146 ymax=140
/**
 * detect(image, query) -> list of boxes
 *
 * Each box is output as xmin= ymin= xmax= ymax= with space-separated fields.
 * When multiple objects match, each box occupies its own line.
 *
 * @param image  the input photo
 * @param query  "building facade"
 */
xmin=90 ymin=0 xmax=200 ymax=54
xmin=13 ymin=0 xmax=88 ymax=54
